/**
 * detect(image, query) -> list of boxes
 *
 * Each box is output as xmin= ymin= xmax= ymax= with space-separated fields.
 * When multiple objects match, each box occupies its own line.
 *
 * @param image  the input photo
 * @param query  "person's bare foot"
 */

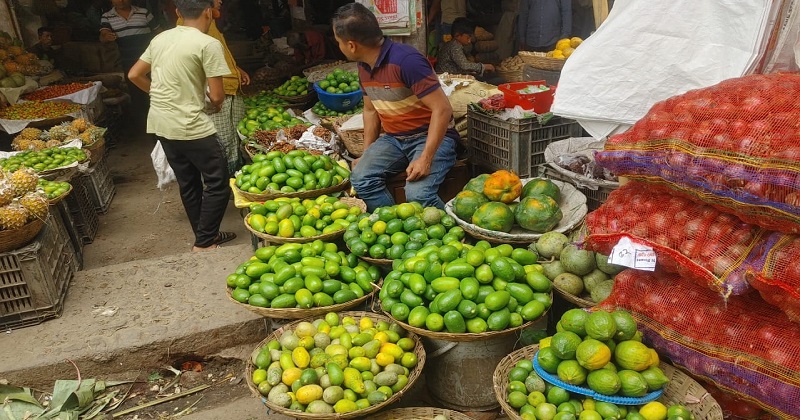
xmin=192 ymin=244 xmax=221 ymax=252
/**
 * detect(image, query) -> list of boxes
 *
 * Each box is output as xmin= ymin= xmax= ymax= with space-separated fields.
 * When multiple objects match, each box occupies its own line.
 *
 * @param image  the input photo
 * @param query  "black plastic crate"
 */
xmin=61 ymin=176 xmax=99 ymax=244
xmin=0 ymin=214 xmax=77 ymax=330
xmin=82 ymin=158 xmax=116 ymax=214
xmin=467 ymin=109 xmax=583 ymax=178
xmin=51 ymin=205 xmax=83 ymax=270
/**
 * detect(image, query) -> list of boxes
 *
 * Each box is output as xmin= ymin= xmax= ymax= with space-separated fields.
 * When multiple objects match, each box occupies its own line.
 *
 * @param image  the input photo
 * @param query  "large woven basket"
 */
xmin=444 ymin=179 xmax=587 ymax=245
xmin=331 ymin=115 xmax=364 ymax=158
xmin=382 ymin=292 xmax=550 ymax=342
xmin=244 ymin=197 xmax=366 ymax=244
xmin=275 ymin=90 xmax=317 ymax=107
xmin=518 ymin=52 xmax=565 ymax=71
xmin=235 ymin=178 xmax=351 ymax=202
xmin=226 ymin=278 xmax=379 ymax=320
xmin=369 ymin=407 xmax=474 ymax=420
xmin=0 ymin=217 xmax=45 ymax=253
xmin=493 ymin=345 xmax=724 ymax=420
xmin=246 ymin=311 xmax=426 ymax=419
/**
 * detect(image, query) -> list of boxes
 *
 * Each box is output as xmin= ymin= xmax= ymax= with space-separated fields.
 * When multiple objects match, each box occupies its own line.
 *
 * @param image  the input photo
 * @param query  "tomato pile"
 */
xmin=22 ymin=83 xmax=94 ymax=101
xmin=0 ymin=101 xmax=81 ymax=120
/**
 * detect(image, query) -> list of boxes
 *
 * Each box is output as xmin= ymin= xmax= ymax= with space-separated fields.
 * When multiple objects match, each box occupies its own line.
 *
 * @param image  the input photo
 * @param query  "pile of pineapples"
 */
xmin=11 ymin=118 xmax=105 ymax=152
xmin=0 ymin=168 xmax=48 ymax=230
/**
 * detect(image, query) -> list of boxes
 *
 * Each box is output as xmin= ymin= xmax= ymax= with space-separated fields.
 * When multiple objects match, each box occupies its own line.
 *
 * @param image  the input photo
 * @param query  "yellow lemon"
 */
xmin=282 ymin=367 xmax=302 ymax=386
xmin=374 ymin=331 xmax=390 ymax=344
xmin=570 ymin=36 xmax=583 ymax=48
xmin=539 ymin=336 xmax=552 ymax=349
xmin=380 ymin=343 xmax=404 ymax=359
xmin=375 ymin=352 xmax=395 ymax=367
xmin=639 ymin=402 xmax=668 ymax=420
xmin=562 ymin=47 xmax=576 ymax=58
xmin=555 ymin=38 xmax=571 ymax=51
xmin=359 ymin=317 xmax=374 ymax=331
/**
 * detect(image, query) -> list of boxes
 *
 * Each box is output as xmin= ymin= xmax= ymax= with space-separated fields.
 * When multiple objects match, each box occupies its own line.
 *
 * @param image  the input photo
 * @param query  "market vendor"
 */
xmin=332 ymin=3 xmax=458 ymax=211
xmin=435 ymin=18 xmax=499 ymax=81
xmin=99 ymin=0 xmax=162 ymax=72
xmin=28 ymin=27 xmax=61 ymax=62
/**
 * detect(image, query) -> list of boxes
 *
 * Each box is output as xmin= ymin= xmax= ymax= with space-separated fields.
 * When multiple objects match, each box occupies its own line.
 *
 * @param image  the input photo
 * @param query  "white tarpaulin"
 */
xmin=551 ymin=0 xmax=773 ymax=139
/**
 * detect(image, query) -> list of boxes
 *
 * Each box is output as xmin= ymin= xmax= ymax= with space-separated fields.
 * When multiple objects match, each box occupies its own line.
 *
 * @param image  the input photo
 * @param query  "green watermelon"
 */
xmin=463 ymin=174 xmax=490 ymax=194
xmin=452 ymin=190 xmax=489 ymax=221
xmin=521 ymin=178 xmax=561 ymax=201
xmin=515 ymin=194 xmax=563 ymax=233
xmin=472 ymin=202 xmax=515 ymax=232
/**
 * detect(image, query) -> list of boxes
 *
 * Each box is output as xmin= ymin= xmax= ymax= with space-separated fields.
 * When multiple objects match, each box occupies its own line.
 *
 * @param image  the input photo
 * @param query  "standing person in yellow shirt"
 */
xmin=178 ymin=0 xmax=250 ymax=174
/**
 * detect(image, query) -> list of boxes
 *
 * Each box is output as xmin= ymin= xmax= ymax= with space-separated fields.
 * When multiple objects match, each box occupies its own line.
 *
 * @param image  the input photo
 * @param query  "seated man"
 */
xmin=332 ymin=3 xmax=458 ymax=211
xmin=435 ymin=18 xmax=495 ymax=78
xmin=28 ymin=27 xmax=60 ymax=61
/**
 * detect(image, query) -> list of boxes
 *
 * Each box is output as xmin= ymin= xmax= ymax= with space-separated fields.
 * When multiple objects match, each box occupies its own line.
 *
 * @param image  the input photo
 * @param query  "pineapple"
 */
xmin=31 ymin=140 xmax=47 ymax=151
xmin=0 ymin=203 xmax=30 ymax=230
xmin=9 ymin=168 xmax=38 ymax=196
xmin=46 ymin=124 xmax=73 ymax=142
xmin=19 ymin=191 xmax=48 ymax=221
xmin=18 ymin=127 xmax=41 ymax=140
xmin=11 ymin=138 xmax=33 ymax=151
xmin=71 ymin=118 xmax=89 ymax=133
xmin=45 ymin=139 xmax=61 ymax=149
xmin=0 ymin=181 xmax=14 ymax=207
xmin=80 ymin=126 xmax=105 ymax=146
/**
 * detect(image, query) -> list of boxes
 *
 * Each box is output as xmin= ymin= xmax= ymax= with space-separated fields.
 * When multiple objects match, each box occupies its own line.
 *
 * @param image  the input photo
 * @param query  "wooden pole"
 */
xmin=592 ymin=0 xmax=609 ymax=29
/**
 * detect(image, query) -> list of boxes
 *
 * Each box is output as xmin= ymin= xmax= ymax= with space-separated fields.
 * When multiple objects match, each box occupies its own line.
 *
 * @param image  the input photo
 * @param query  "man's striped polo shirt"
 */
xmin=100 ymin=5 xmax=157 ymax=38
xmin=358 ymin=38 xmax=459 ymax=141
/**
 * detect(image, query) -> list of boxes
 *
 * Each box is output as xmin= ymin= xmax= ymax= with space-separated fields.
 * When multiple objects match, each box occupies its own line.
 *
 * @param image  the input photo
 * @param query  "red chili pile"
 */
xmin=0 ymin=101 xmax=81 ymax=120
xmin=22 ymin=82 xmax=94 ymax=101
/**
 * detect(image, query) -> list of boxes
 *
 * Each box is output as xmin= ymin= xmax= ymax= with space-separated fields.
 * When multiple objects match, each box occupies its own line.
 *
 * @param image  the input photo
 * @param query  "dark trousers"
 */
xmin=158 ymin=135 xmax=230 ymax=247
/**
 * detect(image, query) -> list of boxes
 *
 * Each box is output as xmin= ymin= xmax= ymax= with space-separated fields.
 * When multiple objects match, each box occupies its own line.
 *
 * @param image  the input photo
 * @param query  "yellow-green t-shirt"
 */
xmin=139 ymin=26 xmax=231 ymax=140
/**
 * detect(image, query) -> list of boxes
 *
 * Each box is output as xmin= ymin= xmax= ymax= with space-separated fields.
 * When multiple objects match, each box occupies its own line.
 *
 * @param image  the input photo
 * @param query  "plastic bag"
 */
xmin=150 ymin=141 xmax=176 ymax=190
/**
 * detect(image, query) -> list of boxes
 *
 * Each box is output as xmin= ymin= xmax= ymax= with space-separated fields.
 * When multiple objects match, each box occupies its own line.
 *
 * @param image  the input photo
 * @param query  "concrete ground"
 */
xmin=0 ymin=119 xmax=512 ymax=419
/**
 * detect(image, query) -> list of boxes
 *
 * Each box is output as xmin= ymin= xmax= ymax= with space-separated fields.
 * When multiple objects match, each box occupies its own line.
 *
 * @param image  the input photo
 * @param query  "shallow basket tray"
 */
xmin=0 ymin=217 xmax=45 ymax=253
xmin=493 ymin=346 xmax=723 ymax=420
xmin=444 ymin=179 xmax=587 ymax=244
xmin=552 ymin=283 xmax=596 ymax=308
xmin=244 ymin=197 xmax=367 ymax=244
xmin=235 ymin=178 xmax=351 ymax=202
xmin=497 ymin=68 xmax=523 ymax=83
xmin=382 ymin=292 xmax=550 ymax=342
xmin=544 ymin=137 xmax=620 ymax=191
xmin=83 ymin=136 xmax=106 ymax=166
xmin=274 ymin=90 xmax=317 ymax=106
xmin=369 ymin=407 xmax=474 ymax=420
xmin=47 ymin=183 xmax=73 ymax=206
xmin=517 ymin=51 xmax=565 ymax=71
xmin=246 ymin=311 xmax=426 ymax=419
xmin=226 ymin=278 xmax=379 ymax=320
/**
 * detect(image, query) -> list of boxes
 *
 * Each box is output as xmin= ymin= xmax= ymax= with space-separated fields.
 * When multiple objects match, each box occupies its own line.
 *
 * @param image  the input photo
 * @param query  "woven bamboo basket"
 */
xmin=226 ymin=278 xmax=379 ymax=320
xmin=47 ymin=183 xmax=72 ymax=206
xmin=553 ymin=283 xmax=596 ymax=308
xmin=331 ymin=115 xmax=364 ymax=158
xmin=244 ymin=197 xmax=366 ymax=244
xmin=275 ymin=90 xmax=317 ymax=107
xmin=497 ymin=68 xmax=523 ymax=83
xmin=246 ymin=311 xmax=426 ymax=419
xmin=83 ymin=137 xmax=105 ymax=166
xmin=369 ymin=407 xmax=474 ymax=420
xmin=0 ymin=217 xmax=45 ymax=253
xmin=235 ymin=178 xmax=351 ymax=202
xmin=493 ymin=345 xmax=724 ymax=420
xmin=382 ymin=293 xmax=551 ymax=342
xmin=444 ymin=179 xmax=587 ymax=245
xmin=517 ymin=52 xmax=565 ymax=71
xmin=305 ymin=61 xmax=359 ymax=83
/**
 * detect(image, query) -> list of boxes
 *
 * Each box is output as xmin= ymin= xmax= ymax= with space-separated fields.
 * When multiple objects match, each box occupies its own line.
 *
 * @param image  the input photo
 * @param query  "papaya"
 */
xmin=473 ymin=202 xmax=515 ymax=232
xmin=482 ymin=170 xmax=523 ymax=203
xmin=464 ymin=173 xmax=490 ymax=194
xmin=515 ymin=194 xmax=563 ymax=233
xmin=452 ymin=190 xmax=489 ymax=221
xmin=521 ymin=178 xmax=560 ymax=201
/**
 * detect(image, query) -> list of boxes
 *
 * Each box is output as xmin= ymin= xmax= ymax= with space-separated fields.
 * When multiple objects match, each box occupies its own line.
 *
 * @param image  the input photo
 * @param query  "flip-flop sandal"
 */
xmin=215 ymin=231 xmax=237 ymax=245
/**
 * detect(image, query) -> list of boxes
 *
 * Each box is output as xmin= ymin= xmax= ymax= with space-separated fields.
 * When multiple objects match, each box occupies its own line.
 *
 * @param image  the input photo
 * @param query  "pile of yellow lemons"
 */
xmin=548 ymin=37 xmax=584 ymax=60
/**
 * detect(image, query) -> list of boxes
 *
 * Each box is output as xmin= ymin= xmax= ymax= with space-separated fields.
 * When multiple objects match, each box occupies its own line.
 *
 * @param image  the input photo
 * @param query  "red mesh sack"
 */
xmin=600 ymin=269 xmax=800 ymax=419
xmin=585 ymin=181 xmax=764 ymax=296
xmin=595 ymin=72 xmax=800 ymax=234
xmin=747 ymin=232 xmax=800 ymax=323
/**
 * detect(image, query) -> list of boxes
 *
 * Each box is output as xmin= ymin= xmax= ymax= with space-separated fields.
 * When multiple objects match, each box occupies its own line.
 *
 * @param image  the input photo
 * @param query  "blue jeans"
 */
xmin=351 ymin=134 xmax=457 ymax=211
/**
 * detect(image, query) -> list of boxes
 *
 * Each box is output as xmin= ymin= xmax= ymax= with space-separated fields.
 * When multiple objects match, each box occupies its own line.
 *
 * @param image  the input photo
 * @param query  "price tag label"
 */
xmin=608 ymin=237 xmax=657 ymax=271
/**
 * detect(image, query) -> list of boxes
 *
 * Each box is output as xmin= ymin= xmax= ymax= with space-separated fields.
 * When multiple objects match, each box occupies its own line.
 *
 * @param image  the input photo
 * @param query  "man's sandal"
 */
xmin=215 ymin=231 xmax=237 ymax=245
